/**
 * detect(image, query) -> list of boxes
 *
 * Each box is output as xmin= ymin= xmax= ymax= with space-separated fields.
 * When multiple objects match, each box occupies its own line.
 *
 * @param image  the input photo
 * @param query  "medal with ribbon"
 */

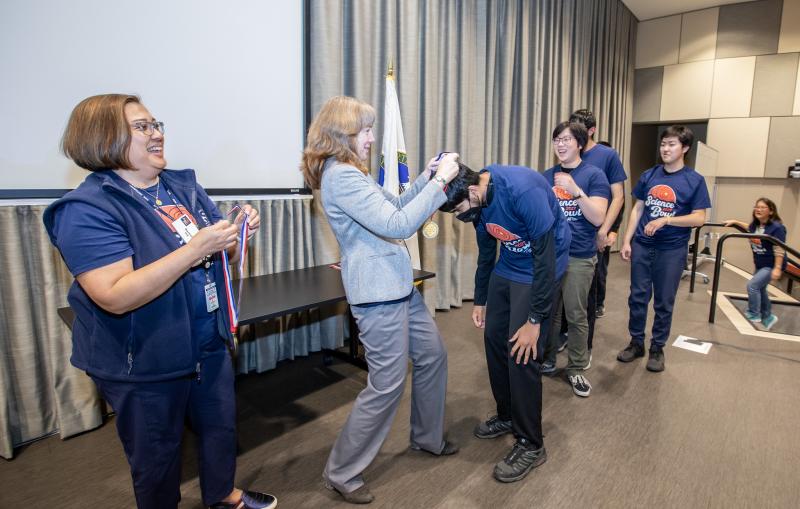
xmin=220 ymin=206 xmax=250 ymax=353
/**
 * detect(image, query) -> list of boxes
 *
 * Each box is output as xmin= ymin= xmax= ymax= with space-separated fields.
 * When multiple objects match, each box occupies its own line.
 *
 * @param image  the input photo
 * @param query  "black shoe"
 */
xmin=493 ymin=438 xmax=547 ymax=483
xmin=410 ymin=440 xmax=459 ymax=456
xmin=210 ymin=490 xmax=277 ymax=509
xmin=474 ymin=415 xmax=513 ymax=439
xmin=596 ymin=306 xmax=605 ymax=318
xmin=324 ymin=481 xmax=374 ymax=505
xmin=646 ymin=349 xmax=665 ymax=372
xmin=617 ymin=341 xmax=645 ymax=363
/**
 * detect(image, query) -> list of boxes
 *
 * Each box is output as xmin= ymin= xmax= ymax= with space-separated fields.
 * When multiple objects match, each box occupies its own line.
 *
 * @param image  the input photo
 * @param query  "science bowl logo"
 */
xmin=645 ymin=184 xmax=676 ymax=218
xmin=552 ymin=186 xmax=582 ymax=221
xmin=486 ymin=223 xmax=531 ymax=253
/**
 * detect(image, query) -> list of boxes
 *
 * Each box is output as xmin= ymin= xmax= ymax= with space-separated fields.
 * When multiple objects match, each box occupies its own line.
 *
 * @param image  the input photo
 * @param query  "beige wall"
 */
xmin=633 ymin=0 xmax=800 ymax=271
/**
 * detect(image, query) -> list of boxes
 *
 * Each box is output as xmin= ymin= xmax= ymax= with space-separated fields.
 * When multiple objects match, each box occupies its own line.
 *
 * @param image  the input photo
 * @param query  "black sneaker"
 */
xmin=210 ymin=490 xmax=277 ymax=509
xmin=646 ymin=349 xmax=665 ymax=372
xmin=617 ymin=341 xmax=645 ymax=363
xmin=493 ymin=438 xmax=547 ymax=483
xmin=596 ymin=306 xmax=605 ymax=318
xmin=474 ymin=415 xmax=513 ymax=439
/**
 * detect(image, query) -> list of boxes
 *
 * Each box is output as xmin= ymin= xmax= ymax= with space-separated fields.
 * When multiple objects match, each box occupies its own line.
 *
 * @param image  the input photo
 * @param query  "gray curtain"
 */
xmin=307 ymin=0 xmax=637 ymax=309
xmin=0 ymin=197 xmax=345 ymax=459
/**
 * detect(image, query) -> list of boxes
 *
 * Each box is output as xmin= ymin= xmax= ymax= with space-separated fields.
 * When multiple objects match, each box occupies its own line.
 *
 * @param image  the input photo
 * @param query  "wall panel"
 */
xmin=778 ymin=0 xmax=800 ymax=53
xmin=710 ymin=57 xmax=756 ymax=118
xmin=660 ymin=61 xmax=714 ymax=120
xmin=636 ymin=15 xmax=681 ymax=69
xmin=716 ymin=0 xmax=782 ymax=58
xmin=679 ymin=8 xmax=718 ymax=63
xmin=750 ymin=53 xmax=800 ymax=117
xmin=765 ymin=116 xmax=800 ymax=178
xmin=707 ymin=117 xmax=770 ymax=177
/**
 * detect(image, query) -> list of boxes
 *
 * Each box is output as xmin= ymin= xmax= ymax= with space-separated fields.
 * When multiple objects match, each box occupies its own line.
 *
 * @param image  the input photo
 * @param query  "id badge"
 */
xmin=204 ymin=282 xmax=219 ymax=312
xmin=172 ymin=215 xmax=200 ymax=244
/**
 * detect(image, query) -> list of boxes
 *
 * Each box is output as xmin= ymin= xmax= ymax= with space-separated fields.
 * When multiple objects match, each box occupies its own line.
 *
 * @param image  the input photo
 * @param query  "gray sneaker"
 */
xmin=474 ymin=415 xmax=513 ymax=439
xmin=493 ymin=438 xmax=547 ymax=483
xmin=541 ymin=360 xmax=557 ymax=375
xmin=646 ymin=349 xmax=665 ymax=372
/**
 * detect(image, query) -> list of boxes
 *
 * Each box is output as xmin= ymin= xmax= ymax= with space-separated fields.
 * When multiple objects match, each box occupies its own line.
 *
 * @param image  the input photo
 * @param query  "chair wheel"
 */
xmin=703 ymin=277 xmax=709 ymax=284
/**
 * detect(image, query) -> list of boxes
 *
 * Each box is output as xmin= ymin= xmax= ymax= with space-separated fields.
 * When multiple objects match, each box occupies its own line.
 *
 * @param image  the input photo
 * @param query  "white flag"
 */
xmin=379 ymin=73 xmax=422 ymax=269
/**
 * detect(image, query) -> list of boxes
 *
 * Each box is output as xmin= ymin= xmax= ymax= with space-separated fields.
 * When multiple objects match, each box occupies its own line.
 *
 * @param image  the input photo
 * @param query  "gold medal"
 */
xmin=422 ymin=220 xmax=439 ymax=239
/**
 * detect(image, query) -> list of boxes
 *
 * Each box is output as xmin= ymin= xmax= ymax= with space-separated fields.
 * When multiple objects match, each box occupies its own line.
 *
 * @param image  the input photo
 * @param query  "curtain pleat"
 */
xmin=306 ymin=0 xmax=637 ymax=310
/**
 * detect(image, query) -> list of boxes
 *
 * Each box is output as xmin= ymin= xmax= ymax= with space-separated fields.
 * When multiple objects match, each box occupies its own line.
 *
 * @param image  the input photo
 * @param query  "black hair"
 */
xmin=552 ymin=121 xmax=589 ymax=152
xmin=597 ymin=140 xmax=611 ymax=147
xmin=660 ymin=125 xmax=694 ymax=148
xmin=439 ymin=163 xmax=481 ymax=213
xmin=749 ymin=197 xmax=782 ymax=229
xmin=569 ymin=109 xmax=596 ymax=134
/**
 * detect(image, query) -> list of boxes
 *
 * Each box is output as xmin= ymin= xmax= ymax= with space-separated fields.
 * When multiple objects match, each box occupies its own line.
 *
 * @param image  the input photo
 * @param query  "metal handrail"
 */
xmin=708 ymin=232 xmax=800 ymax=323
xmin=689 ymin=222 xmax=745 ymax=293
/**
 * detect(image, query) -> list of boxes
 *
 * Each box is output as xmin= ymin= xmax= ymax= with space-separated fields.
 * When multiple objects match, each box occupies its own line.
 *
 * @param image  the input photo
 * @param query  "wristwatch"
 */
xmin=528 ymin=314 xmax=543 ymax=325
xmin=574 ymin=188 xmax=584 ymax=199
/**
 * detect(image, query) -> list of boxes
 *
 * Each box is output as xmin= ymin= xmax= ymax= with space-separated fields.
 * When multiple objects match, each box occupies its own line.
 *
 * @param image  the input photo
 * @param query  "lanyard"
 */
xmin=221 ymin=211 xmax=249 ymax=336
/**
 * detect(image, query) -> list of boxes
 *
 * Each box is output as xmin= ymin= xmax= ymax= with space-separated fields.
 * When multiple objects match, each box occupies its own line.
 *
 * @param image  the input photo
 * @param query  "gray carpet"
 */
xmin=2 ymin=258 xmax=800 ymax=508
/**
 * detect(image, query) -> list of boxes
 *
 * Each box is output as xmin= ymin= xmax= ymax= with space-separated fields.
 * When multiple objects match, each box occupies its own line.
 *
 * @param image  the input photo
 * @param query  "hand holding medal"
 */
xmin=423 ymin=152 xmax=460 ymax=238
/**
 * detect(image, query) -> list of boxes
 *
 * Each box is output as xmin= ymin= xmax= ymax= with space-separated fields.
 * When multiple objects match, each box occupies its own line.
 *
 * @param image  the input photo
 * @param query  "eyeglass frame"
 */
xmin=130 ymin=121 xmax=165 ymax=136
xmin=552 ymin=136 xmax=575 ymax=146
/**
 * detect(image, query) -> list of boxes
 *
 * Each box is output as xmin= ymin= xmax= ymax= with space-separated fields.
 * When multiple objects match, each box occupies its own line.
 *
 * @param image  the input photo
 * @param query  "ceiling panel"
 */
xmin=622 ymin=0 xmax=750 ymax=21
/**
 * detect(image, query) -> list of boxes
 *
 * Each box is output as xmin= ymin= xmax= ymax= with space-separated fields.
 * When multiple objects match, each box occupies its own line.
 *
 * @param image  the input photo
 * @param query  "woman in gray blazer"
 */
xmin=301 ymin=96 xmax=460 ymax=504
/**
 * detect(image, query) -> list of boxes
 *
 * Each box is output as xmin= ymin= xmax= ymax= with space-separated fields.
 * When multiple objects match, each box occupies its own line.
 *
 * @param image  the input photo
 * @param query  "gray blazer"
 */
xmin=321 ymin=159 xmax=446 ymax=305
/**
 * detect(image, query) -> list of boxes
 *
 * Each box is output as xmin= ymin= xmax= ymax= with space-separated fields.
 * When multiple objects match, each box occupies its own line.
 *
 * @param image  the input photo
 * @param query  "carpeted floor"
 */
xmin=2 ymin=258 xmax=799 ymax=508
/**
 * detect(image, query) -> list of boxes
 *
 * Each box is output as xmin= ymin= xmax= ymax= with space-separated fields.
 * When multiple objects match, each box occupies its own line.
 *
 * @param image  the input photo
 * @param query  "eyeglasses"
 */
xmin=552 ymin=136 xmax=575 ymax=145
xmin=753 ymin=206 xmax=769 ymax=210
xmin=131 ymin=121 xmax=165 ymax=136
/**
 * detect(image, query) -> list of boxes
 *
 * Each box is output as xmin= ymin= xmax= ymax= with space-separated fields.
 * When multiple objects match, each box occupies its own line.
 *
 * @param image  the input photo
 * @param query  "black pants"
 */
xmin=484 ymin=273 xmax=553 ymax=449
xmin=586 ymin=246 xmax=611 ymax=350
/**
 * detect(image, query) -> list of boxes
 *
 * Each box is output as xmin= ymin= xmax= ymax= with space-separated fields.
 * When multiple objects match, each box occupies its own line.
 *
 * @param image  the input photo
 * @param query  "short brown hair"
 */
xmin=61 ymin=94 xmax=141 ymax=171
xmin=300 ymin=96 xmax=376 ymax=189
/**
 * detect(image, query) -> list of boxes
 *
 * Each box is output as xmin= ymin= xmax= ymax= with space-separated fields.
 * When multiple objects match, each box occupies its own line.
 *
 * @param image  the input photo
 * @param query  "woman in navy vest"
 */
xmin=724 ymin=198 xmax=787 ymax=330
xmin=43 ymin=94 xmax=276 ymax=509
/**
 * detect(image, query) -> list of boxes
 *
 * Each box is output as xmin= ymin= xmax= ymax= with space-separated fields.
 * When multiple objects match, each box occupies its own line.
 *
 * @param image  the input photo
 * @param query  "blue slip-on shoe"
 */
xmin=762 ymin=314 xmax=778 ymax=331
xmin=744 ymin=311 xmax=761 ymax=323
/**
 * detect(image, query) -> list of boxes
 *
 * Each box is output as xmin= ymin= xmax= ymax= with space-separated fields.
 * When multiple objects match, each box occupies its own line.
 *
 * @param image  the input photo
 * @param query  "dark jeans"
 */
xmin=484 ymin=273 xmax=555 ymax=449
xmin=92 ymin=341 xmax=236 ymax=508
xmin=627 ymin=240 xmax=687 ymax=349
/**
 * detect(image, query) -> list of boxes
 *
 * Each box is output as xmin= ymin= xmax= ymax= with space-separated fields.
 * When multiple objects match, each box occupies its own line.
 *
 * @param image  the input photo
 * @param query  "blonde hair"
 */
xmin=62 ymin=94 xmax=141 ymax=171
xmin=300 ymin=96 xmax=376 ymax=189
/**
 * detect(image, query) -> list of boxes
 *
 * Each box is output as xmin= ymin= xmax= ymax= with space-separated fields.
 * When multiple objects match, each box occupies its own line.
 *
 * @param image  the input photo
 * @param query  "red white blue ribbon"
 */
xmin=221 ymin=208 xmax=250 ymax=337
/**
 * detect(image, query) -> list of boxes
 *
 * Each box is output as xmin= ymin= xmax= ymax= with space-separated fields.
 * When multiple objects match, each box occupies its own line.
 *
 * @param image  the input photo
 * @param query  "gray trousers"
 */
xmin=546 ymin=255 xmax=596 ymax=375
xmin=323 ymin=288 xmax=448 ymax=493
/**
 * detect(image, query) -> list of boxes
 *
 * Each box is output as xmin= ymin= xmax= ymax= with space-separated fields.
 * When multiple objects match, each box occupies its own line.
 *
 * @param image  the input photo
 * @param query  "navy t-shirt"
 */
xmin=582 ymin=143 xmax=627 ymax=185
xmin=749 ymin=221 xmax=787 ymax=270
xmin=476 ymin=165 xmax=571 ymax=283
xmin=542 ymin=161 xmax=610 ymax=258
xmin=51 ymin=179 xmax=223 ymax=345
xmin=632 ymin=165 xmax=711 ymax=249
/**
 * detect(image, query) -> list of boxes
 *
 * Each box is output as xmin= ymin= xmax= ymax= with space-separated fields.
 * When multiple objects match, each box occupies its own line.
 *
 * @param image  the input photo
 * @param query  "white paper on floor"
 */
xmin=672 ymin=335 xmax=713 ymax=354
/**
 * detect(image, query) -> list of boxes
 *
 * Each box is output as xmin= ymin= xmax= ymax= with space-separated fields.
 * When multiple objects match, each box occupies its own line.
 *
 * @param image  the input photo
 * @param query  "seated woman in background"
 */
xmin=301 ymin=95 xmax=460 ymax=505
xmin=724 ymin=198 xmax=787 ymax=331
xmin=43 ymin=94 xmax=275 ymax=509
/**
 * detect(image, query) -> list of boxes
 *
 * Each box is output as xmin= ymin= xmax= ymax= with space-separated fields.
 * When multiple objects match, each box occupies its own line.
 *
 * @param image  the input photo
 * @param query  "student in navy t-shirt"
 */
xmin=617 ymin=125 xmax=710 ymax=372
xmin=724 ymin=198 xmax=787 ymax=330
xmin=438 ymin=161 xmax=570 ymax=483
xmin=541 ymin=121 xmax=609 ymax=398
xmin=569 ymin=110 xmax=627 ymax=324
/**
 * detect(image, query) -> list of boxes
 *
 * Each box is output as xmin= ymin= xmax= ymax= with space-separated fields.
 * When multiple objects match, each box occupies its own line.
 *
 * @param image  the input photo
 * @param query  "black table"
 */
xmin=58 ymin=264 xmax=436 ymax=369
